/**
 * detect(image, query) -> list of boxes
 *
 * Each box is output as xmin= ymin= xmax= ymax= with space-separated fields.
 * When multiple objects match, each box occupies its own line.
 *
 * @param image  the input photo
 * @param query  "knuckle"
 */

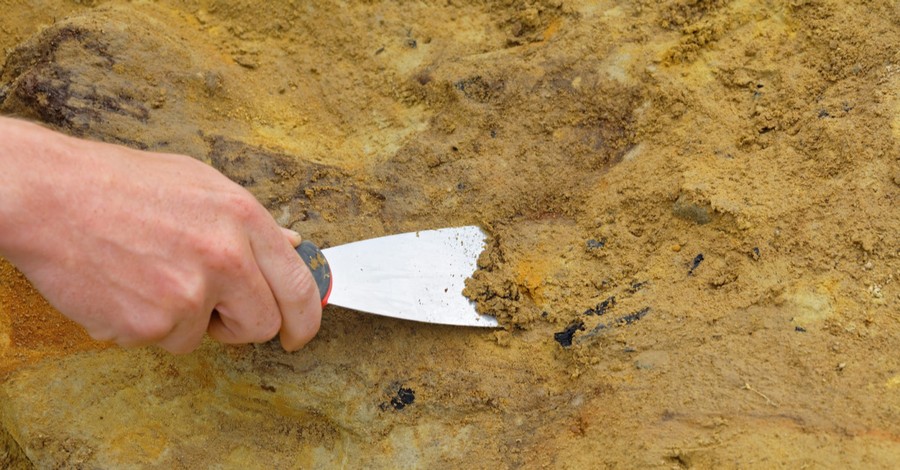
xmin=210 ymin=244 xmax=247 ymax=274
xmin=226 ymin=190 xmax=264 ymax=223
xmin=175 ymin=276 xmax=208 ymax=314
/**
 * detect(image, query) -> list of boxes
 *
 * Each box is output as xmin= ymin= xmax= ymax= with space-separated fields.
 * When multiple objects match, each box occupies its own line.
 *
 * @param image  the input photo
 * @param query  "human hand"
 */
xmin=0 ymin=118 xmax=322 ymax=353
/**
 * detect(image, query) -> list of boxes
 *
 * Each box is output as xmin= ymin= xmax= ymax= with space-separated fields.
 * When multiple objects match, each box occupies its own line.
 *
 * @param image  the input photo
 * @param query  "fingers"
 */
xmin=111 ymin=306 xmax=212 ymax=355
xmin=122 ymin=224 xmax=313 ymax=353
xmin=249 ymin=222 xmax=322 ymax=352
xmin=277 ymin=280 xmax=322 ymax=351
xmin=156 ymin=223 xmax=316 ymax=353
xmin=169 ymin=225 xmax=308 ymax=350
xmin=206 ymin=242 xmax=283 ymax=346
xmin=154 ymin=310 xmax=213 ymax=354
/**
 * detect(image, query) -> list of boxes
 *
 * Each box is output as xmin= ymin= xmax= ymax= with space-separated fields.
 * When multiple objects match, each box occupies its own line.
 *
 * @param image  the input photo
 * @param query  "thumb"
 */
xmin=280 ymin=227 xmax=303 ymax=247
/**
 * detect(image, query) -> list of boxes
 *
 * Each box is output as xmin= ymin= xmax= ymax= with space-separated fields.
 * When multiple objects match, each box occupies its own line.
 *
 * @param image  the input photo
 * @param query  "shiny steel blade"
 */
xmin=322 ymin=226 xmax=498 ymax=327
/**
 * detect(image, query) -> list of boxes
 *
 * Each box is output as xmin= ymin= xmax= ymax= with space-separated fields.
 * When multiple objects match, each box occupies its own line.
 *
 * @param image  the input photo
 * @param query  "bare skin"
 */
xmin=0 ymin=117 xmax=322 ymax=353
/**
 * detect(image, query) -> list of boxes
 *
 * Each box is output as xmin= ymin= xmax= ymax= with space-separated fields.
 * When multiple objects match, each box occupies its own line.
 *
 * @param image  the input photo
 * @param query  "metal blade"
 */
xmin=322 ymin=226 xmax=498 ymax=327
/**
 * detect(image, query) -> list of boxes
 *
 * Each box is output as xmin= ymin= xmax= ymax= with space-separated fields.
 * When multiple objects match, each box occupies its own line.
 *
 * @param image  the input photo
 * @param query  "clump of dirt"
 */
xmin=0 ymin=0 xmax=899 ymax=467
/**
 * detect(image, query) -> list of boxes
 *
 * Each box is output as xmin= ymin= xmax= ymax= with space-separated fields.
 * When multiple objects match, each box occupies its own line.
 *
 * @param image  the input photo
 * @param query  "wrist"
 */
xmin=0 ymin=118 xmax=84 ymax=259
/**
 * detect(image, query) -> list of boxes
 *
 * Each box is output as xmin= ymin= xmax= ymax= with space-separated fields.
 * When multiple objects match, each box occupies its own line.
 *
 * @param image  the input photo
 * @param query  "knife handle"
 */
xmin=295 ymin=241 xmax=333 ymax=308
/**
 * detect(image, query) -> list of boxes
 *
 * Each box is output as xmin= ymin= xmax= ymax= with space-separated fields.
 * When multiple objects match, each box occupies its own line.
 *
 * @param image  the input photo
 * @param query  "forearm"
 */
xmin=0 ymin=117 xmax=71 ymax=257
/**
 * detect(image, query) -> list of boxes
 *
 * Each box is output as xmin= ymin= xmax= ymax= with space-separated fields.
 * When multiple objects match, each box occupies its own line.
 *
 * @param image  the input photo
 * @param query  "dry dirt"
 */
xmin=0 ymin=0 xmax=898 ymax=468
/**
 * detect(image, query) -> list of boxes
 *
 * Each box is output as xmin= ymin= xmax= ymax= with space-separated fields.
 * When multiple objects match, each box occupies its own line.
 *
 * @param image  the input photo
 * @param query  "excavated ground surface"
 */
xmin=1 ymin=0 xmax=898 ymax=467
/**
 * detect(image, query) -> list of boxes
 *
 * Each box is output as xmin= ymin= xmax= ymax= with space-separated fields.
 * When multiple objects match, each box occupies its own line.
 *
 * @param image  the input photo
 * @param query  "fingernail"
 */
xmin=283 ymin=228 xmax=303 ymax=247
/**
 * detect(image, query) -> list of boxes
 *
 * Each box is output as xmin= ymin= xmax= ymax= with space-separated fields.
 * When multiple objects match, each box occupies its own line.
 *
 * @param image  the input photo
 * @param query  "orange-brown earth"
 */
xmin=1 ymin=0 xmax=898 ymax=467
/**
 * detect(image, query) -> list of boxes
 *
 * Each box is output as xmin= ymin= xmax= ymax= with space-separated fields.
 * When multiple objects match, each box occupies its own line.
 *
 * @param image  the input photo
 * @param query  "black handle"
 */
xmin=295 ymin=241 xmax=332 ymax=307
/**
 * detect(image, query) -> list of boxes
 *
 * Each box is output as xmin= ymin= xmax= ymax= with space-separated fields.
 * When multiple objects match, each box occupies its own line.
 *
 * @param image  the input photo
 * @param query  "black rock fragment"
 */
xmin=554 ymin=320 xmax=585 ymax=348
xmin=583 ymin=296 xmax=616 ymax=316
xmin=628 ymin=281 xmax=648 ymax=293
xmin=615 ymin=307 xmax=651 ymax=325
xmin=384 ymin=387 xmax=416 ymax=411
xmin=688 ymin=253 xmax=704 ymax=275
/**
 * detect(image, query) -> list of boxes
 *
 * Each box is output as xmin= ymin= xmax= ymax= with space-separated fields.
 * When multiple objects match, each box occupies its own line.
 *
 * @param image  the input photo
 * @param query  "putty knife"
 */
xmin=295 ymin=226 xmax=498 ymax=327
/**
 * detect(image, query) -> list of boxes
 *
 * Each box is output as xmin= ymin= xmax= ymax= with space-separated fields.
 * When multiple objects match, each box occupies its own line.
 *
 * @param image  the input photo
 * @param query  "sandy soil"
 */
xmin=0 ymin=0 xmax=898 ymax=467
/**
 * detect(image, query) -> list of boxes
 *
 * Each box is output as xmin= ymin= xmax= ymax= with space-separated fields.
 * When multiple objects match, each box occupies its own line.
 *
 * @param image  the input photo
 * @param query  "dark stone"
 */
xmin=554 ymin=320 xmax=585 ymax=348
xmin=583 ymin=296 xmax=615 ymax=316
xmin=688 ymin=253 xmax=704 ymax=275
xmin=616 ymin=307 xmax=650 ymax=325
xmin=390 ymin=387 xmax=416 ymax=410
xmin=627 ymin=281 xmax=647 ymax=293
